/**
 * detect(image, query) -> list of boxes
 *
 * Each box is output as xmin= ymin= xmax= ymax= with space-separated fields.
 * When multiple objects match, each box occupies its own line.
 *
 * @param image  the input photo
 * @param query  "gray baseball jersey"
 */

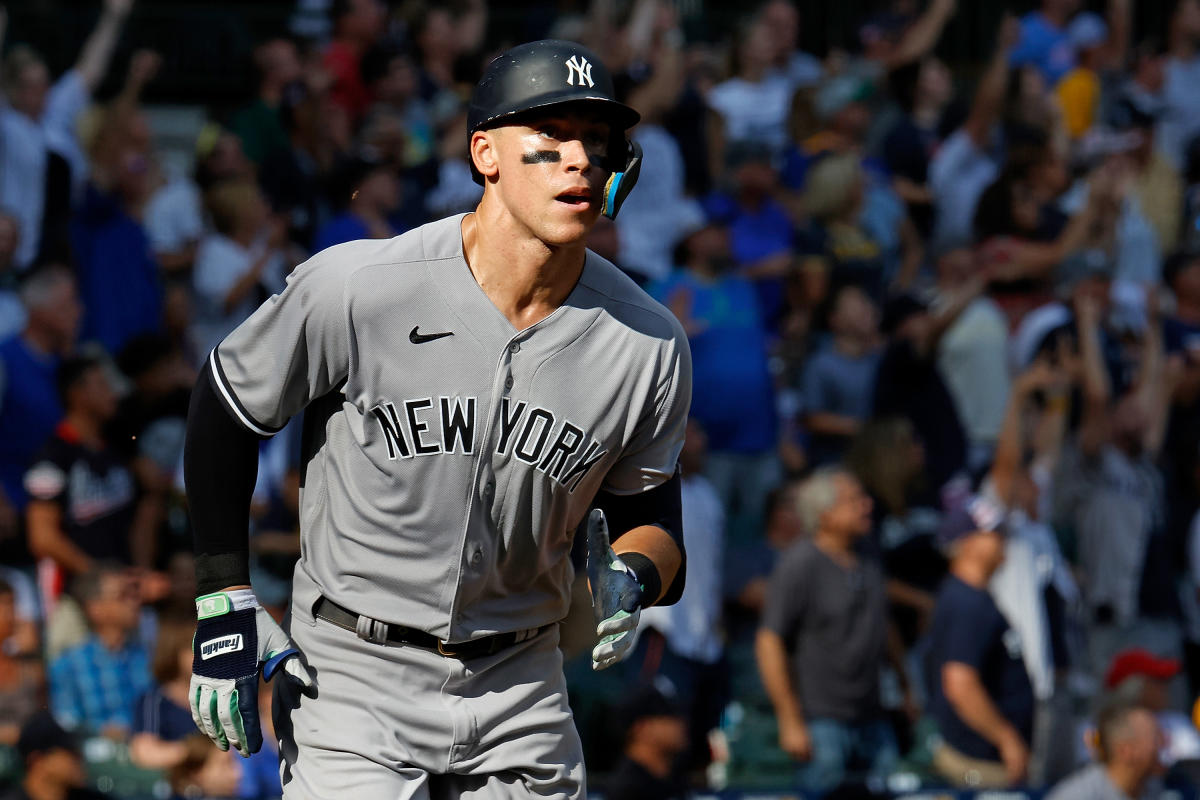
xmin=208 ymin=213 xmax=691 ymax=643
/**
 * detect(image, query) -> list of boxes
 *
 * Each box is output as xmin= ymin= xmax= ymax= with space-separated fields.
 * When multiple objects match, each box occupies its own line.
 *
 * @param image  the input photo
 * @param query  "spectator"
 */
xmin=632 ymin=419 xmax=727 ymax=777
xmin=1055 ymin=13 xmax=1113 ymax=140
xmin=801 ymin=285 xmax=881 ymax=466
xmin=797 ymin=154 xmax=890 ymax=303
xmin=0 ymin=266 xmax=81 ymax=525
xmin=1103 ymin=649 xmax=1200 ymax=769
xmin=1124 ymin=103 xmax=1184 ymax=259
xmin=929 ymin=16 xmax=1017 ymax=254
xmin=725 ymin=480 xmax=806 ymax=636
xmin=48 ymin=563 xmax=151 ymax=737
xmin=1159 ymin=0 xmax=1200 ymax=170
xmin=323 ymin=0 xmax=387 ymax=126
xmin=757 ymin=468 xmax=906 ymax=795
xmin=0 ymin=710 xmax=112 ymax=800
xmin=706 ymin=17 xmax=795 ymax=176
xmin=25 ymin=354 xmax=154 ymax=578
xmin=0 ymin=577 xmax=44 ymax=746
xmin=846 ymin=418 xmax=943 ymax=640
xmin=232 ymin=38 xmax=303 ymax=167
xmin=604 ymin=681 xmax=691 ymax=800
xmin=70 ymin=138 xmax=164 ymax=357
xmin=616 ymin=34 xmax=704 ymax=285
xmin=108 ymin=333 xmax=194 ymax=497
xmin=651 ymin=219 xmax=777 ymax=542
xmin=760 ymin=0 xmax=823 ymax=92
xmin=925 ymin=495 xmax=1035 ymax=789
xmin=129 ymin=613 xmax=196 ymax=770
xmin=313 ymin=154 xmax=400 ymax=251
xmin=1010 ymin=0 xmax=1084 ymax=85
xmin=260 ymin=78 xmax=340 ymax=252
xmin=872 ymin=291 xmax=973 ymax=493
xmin=0 ymin=0 xmax=132 ymax=270
xmin=1047 ymin=702 xmax=1163 ymax=800
xmin=361 ymin=41 xmax=435 ymax=173
xmin=0 ymin=211 xmax=24 ymax=341
xmin=191 ymin=180 xmax=290 ymax=361
xmin=882 ymin=55 xmax=954 ymax=239
xmin=934 ymin=247 xmax=1011 ymax=471
xmin=144 ymin=125 xmax=254 ymax=276
xmin=166 ymin=735 xmax=242 ymax=800
xmin=1053 ymin=295 xmax=1177 ymax=679
xmin=704 ymin=142 xmax=794 ymax=326
xmin=986 ymin=357 xmax=1081 ymax=784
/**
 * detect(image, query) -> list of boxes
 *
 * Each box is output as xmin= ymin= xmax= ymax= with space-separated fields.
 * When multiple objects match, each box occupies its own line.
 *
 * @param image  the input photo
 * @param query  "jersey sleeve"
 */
xmin=24 ymin=442 xmax=68 ymax=505
xmin=602 ymin=318 xmax=692 ymax=494
xmin=207 ymin=251 xmax=351 ymax=436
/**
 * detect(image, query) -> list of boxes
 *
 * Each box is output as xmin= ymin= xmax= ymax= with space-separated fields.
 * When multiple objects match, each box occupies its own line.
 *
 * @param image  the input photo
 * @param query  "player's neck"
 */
xmin=461 ymin=210 xmax=586 ymax=332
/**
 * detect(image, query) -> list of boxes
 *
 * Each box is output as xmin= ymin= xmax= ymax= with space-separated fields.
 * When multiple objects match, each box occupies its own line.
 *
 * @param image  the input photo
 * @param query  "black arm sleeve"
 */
xmin=184 ymin=366 xmax=262 ymax=594
xmin=593 ymin=469 xmax=686 ymax=606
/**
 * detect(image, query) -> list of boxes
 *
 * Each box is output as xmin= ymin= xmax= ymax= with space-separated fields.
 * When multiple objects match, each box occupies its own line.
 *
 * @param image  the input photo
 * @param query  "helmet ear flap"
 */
xmin=600 ymin=139 xmax=642 ymax=220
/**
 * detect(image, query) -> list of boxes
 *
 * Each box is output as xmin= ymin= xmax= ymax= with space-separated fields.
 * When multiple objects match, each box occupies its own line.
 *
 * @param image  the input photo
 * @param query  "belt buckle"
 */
xmin=436 ymin=639 xmax=459 ymax=657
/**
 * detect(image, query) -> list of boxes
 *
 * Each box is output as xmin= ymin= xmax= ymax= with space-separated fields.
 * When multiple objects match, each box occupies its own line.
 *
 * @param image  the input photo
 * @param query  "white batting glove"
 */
xmin=586 ymin=509 xmax=644 ymax=671
xmin=190 ymin=589 xmax=313 ymax=757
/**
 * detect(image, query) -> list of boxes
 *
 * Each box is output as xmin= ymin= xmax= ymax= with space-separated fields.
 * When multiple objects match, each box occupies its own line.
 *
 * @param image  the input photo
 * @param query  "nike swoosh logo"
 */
xmin=409 ymin=326 xmax=454 ymax=344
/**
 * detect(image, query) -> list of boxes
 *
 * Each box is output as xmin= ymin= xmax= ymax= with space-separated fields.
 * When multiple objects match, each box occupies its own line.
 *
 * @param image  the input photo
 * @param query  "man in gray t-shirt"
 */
xmin=182 ymin=40 xmax=691 ymax=799
xmin=1046 ymin=704 xmax=1163 ymax=800
xmin=757 ymin=468 xmax=902 ymax=794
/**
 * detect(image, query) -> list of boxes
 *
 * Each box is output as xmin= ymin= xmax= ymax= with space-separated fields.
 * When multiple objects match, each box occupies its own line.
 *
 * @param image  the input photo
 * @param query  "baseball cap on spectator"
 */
xmin=1067 ymin=12 xmax=1108 ymax=52
xmin=1105 ymin=648 xmax=1180 ymax=689
xmin=1010 ymin=302 xmax=1072 ymax=371
xmin=936 ymin=494 xmax=1006 ymax=551
xmin=880 ymin=292 xmax=927 ymax=335
xmin=17 ymin=710 xmax=79 ymax=763
xmin=724 ymin=139 xmax=774 ymax=172
xmin=616 ymin=679 xmax=684 ymax=737
xmin=814 ymin=75 xmax=873 ymax=122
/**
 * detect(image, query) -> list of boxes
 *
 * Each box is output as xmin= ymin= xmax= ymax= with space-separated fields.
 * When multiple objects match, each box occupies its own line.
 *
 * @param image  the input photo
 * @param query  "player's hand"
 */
xmin=585 ymin=509 xmax=643 ymax=671
xmin=190 ymin=589 xmax=313 ymax=757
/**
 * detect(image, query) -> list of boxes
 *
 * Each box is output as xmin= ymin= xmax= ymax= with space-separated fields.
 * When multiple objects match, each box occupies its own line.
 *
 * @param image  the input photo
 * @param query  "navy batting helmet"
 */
xmin=467 ymin=40 xmax=642 ymax=219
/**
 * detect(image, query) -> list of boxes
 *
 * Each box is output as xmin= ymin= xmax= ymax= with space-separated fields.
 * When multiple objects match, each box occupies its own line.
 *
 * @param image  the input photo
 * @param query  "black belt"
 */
xmin=313 ymin=596 xmax=549 ymax=659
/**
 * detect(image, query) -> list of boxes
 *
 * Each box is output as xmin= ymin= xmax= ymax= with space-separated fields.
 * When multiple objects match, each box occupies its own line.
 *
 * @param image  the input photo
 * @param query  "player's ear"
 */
xmin=471 ymin=130 xmax=500 ymax=181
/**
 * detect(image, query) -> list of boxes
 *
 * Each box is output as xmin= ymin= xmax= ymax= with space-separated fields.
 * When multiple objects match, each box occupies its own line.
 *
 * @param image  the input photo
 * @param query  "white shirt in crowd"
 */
xmin=640 ymin=472 xmax=726 ymax=665
xmin=928 ymin=128 xmax=999 ymax=253
xmin=0 ymin=70 xmax=89 ymax=270
xmin=144 ymin=173 xmax=206 ymax=258
xmin=191 ymin=232 xmax=287 ymax=363
xmin=616 ymin=124 xmax=704 ymax=283
xmin=1158 ymin=54 xmax=1200 ymax=171
xmin=937 ymin=297 xmax=1012 ymax=450
xmin=707 ymin=74 xmax=795 ymax=159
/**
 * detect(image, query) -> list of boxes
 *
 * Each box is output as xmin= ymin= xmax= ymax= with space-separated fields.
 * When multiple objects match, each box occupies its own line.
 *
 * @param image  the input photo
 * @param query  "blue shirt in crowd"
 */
xmin=702 ymin=192 xmax=794 ymax=325
xmin=924 ymin=574 xmax=1035 ymax=762
xmin=132 ymin=686 xmax=195 ymax=741
xmin=0 ymin=334 xmax=62 ymax=511
xmin=50 ymin=635 xmax=151 ymax=733
xmin=70 ymin=185 xmax=163 ymax=355
xmin=650 ymin=269 xmax=776 ymax=454
xmin=801 ymin=343 xmax=881 ymax=466
xmin=1010 ymin=12 xmax=1075 ymax=85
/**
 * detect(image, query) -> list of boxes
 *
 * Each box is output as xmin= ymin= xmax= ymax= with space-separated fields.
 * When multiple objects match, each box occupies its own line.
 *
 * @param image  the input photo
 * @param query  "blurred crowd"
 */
xmin=5 ymin=0 xmax=1200 ymax=797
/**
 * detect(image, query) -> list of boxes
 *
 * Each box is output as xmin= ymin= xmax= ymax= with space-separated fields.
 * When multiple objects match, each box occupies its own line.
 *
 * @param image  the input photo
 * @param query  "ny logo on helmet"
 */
xmin=565 ymin=55 xmax=594 ymax=88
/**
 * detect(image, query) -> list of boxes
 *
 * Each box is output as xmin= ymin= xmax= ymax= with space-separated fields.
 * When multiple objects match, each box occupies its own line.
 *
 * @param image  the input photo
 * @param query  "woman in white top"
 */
xmin=706 ymin=17 xmax=797 ymax=180
xmin=191 ymin=180 xmax=289 ymax=362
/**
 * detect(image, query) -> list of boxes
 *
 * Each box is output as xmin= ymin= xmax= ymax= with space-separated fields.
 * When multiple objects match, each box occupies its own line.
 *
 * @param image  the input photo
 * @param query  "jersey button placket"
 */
xmin=504 ymin=375 xmax=514 ymax=391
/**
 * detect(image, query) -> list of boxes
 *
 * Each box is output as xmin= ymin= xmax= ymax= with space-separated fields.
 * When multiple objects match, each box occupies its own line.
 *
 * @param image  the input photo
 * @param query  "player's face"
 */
xmin=484 ymin=112 xmax=612 ymax=246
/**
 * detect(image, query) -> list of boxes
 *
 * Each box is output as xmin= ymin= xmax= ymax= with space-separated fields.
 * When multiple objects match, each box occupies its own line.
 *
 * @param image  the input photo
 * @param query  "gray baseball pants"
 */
xmin=272 ymin=569 xmax=585 ymax=799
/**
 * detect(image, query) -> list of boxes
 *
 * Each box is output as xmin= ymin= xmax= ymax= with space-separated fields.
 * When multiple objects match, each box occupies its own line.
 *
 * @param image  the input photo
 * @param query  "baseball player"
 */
xmin=183 ymin=40 xmax=691 ymax=799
